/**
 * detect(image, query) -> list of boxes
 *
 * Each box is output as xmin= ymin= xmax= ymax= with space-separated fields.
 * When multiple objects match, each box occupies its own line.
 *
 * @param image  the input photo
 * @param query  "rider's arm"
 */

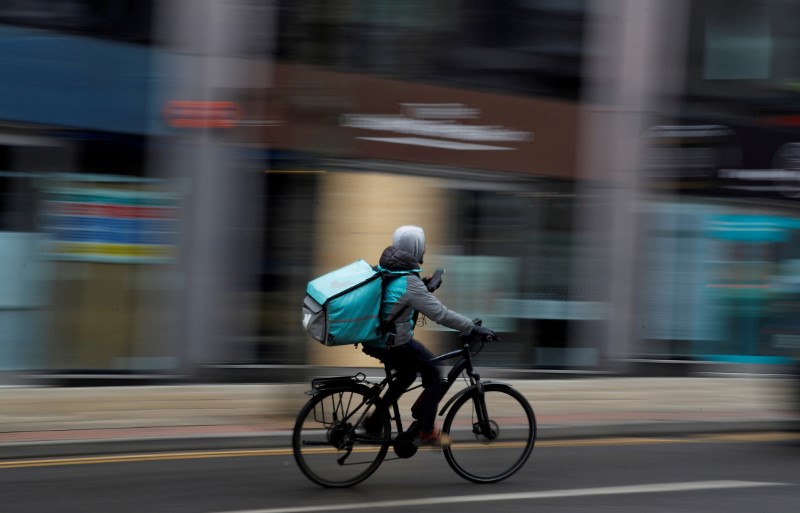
xmin=405 ymin=275 xmax=474 ymax=334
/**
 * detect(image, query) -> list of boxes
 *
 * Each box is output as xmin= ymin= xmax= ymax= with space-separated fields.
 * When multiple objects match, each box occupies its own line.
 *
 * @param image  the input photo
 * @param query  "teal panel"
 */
xmin=697 ymin=355 xmax=793 ymax=364
xmin=326 ymin=278 xmax=383 ymax=345
xmin=306 ymin=259 xmax=378 ymax=305
xmin=707 ymin=214 xmax=790 ymax=242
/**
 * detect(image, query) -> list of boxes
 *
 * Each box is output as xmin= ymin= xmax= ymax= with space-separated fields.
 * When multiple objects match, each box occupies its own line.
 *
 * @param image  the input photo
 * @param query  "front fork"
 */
xmin=472 ymin=380 xmax=498 ymax=440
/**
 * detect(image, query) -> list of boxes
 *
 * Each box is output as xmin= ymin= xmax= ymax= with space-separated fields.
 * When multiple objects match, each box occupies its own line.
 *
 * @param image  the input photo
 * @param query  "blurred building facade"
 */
xmin=1 ymin=0 xmax=800 ymax=382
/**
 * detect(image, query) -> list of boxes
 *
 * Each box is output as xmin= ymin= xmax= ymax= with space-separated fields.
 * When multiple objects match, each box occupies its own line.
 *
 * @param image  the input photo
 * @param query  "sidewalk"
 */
xmin=1 ymin=375 xmax=797 ymax=459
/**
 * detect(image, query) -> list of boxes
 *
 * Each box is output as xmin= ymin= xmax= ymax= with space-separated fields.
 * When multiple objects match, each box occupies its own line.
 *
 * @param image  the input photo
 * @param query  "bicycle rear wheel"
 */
xmin=292 ymin=385 xmax=391 ymax=488
xmin=442 ymin=383 xmax=536 ymax=483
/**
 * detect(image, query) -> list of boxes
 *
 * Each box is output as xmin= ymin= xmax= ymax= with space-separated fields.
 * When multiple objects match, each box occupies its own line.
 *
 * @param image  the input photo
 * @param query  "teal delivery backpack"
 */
xmin=302 ymin=260 xmax=385 ymax=346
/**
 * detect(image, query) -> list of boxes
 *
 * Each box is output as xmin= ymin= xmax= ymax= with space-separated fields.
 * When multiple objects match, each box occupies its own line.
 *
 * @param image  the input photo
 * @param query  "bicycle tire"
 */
xmin=442 ymin=383 xmax=536 ymax=483
xmin=292 ymin=385 xmax=391 ymax=488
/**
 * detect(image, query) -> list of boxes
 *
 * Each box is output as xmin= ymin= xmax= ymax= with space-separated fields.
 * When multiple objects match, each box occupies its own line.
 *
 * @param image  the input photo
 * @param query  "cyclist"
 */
xmin=362 ymin=225 xmax=497 ymax=445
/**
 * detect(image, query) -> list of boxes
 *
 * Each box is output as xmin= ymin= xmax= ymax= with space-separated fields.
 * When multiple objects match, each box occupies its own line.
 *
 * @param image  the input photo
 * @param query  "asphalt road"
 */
xmin=1 ymin=434 xmax=799 ymax=513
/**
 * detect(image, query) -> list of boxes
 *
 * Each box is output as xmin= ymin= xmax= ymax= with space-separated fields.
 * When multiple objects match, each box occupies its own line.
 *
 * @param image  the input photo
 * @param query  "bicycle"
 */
xmin=292 ymin=329 xmax=537 ymax=487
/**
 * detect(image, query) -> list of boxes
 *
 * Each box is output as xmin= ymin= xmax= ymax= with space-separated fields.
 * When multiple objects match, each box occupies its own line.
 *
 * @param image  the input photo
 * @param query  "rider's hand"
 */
xmin=423 ymin=269 xmax=444 ymax=292
xmin=471 ymin=325 xmax=498 ymax=341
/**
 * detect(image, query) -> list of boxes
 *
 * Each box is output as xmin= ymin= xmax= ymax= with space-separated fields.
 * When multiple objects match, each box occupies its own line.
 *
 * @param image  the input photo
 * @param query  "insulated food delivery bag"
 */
xmin=302 ymin=260 xmax=384 ymax=346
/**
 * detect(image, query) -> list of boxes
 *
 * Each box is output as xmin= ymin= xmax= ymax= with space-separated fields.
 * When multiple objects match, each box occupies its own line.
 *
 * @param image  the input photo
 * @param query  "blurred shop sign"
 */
xmin=643 ymin=122 xmax=800 ymax=201
xmin=164 ymin=100 xmax=240 ymax=128
xmin=644 ymin=125 xmax=740 ymax=180
xmin=265 ymin=64 xmax=578 ymax=179
xmin=341 ymin=103 xmax=533 ymax=152
xmin=42 ymin=187 xmax=179 ymax=264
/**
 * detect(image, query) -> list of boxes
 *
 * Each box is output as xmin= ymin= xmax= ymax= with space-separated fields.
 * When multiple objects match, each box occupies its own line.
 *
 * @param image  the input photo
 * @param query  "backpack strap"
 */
xmin=376 ymin=267 xmax=414 ymax=338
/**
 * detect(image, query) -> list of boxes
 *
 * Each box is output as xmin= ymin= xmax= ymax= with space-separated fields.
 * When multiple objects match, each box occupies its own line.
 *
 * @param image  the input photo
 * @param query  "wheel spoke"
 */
xmin=293 ymin=386 xmax=391 ymax=488
xmin=442 ymin=385 xmax=536 ymax=483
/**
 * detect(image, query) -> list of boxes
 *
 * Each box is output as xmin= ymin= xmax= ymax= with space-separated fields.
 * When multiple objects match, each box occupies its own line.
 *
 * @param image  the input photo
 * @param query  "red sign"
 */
xmin=164 ymin=101 xmax=241 ymax=128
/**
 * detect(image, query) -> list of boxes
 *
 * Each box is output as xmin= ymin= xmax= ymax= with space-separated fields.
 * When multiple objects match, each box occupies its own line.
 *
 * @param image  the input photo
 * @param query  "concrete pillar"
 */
xmin=146 ymin=0 xmax=274 ymax=374
xmin=572 ymin=0 xmax=690 ymax=370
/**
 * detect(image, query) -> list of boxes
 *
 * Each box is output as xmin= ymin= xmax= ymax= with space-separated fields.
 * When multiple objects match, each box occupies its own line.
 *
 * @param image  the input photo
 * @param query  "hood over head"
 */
xmin=379 ymin=246 xmax=421 ymax=272
xmin=391 ymin=225 xmax=426 ymax=263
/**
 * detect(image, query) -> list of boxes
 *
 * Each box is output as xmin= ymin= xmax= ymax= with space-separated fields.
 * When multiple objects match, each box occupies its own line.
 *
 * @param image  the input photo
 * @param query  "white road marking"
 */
xmin=214 ymin=481 xmax=788 ymax=513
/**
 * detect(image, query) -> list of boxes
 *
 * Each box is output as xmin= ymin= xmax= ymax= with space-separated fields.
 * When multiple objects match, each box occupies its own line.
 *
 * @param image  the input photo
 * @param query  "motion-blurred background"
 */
xmin=1 ymin=0 xmax=800 ymax=384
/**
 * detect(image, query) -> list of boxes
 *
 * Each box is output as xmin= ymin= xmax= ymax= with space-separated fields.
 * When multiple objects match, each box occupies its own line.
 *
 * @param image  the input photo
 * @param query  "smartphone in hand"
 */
xmin=425 ymin=268 xmax=445 ymax=292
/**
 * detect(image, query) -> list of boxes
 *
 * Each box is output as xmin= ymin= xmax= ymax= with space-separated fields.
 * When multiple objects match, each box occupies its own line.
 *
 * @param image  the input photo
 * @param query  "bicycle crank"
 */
xmin=393 ymin=432 xmax=418 ymax=458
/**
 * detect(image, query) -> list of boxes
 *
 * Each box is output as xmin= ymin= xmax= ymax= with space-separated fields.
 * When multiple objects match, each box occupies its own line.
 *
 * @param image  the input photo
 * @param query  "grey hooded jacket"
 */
xmin=378 ymin=245 xmax=474 ymax=347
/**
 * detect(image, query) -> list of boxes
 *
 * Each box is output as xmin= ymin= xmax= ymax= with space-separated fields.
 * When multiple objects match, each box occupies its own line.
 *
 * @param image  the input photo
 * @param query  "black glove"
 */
xmin=471 ymin=325 xmax=498 ymax=341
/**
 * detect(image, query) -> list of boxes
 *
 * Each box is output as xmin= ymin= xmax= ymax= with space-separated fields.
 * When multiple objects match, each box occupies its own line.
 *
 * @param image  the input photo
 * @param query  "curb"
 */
xmin=1 ymin=418 xmax=796 ymax=460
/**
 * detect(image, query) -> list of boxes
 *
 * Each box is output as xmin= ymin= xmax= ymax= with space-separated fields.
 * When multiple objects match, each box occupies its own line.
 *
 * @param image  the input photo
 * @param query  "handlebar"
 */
xmin=429 ymin=326 xmax=501 ymax=366
xmin=469 ymin=318 xmax=500 ymax=343
xmin=460 ymin=329 xmax=501 ymax=345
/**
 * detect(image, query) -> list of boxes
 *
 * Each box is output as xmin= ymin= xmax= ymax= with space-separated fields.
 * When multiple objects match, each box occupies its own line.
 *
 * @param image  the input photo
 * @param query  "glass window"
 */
xmin=0 ymin=0 xmax=154 ymax=44
xmin=276 ymin=0 xmax=587 ymax=100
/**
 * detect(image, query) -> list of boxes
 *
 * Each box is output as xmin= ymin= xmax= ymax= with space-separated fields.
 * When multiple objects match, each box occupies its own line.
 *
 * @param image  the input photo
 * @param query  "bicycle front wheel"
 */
xmin=292 ymin=386 xmax=391 ymax=488
xmin=442 ymin=383 xmax=536 ymax=483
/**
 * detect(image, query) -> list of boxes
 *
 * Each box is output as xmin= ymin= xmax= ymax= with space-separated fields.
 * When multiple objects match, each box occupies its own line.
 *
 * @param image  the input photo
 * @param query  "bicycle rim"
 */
xmin=442 ymin=384 xmax=536 ymax=483
xmin=292 ymin=386 xmax=390 ymax=488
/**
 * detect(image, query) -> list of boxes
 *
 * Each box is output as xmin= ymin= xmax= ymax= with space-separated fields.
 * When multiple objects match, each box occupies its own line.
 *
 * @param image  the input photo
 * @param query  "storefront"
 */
xmin=252 ymin=63 xmax=599 ymax=370
xmin=633 ymin=0 xmax=800 ymax=366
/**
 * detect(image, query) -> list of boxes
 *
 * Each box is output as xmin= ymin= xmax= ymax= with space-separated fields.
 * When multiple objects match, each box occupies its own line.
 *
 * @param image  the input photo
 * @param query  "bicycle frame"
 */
xmin=434 ymin=336 xmax=499 ymax=439
xmin=293 ymin=332 xmax=535 ymax=487
xmin=304 ymin=334 xmax=503 ymax=447
xmin=377 ymin=333 xmax=499 ymax=441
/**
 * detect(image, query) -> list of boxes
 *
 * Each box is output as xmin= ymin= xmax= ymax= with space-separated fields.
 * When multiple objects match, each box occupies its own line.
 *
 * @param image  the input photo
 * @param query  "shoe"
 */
xmin=418 ymin=428 xmax=451 ymax=447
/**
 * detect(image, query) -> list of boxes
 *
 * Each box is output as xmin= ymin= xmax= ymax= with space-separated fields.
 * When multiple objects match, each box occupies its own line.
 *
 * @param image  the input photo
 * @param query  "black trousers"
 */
xmin=362 ymin=339 xmax=442 ymax=432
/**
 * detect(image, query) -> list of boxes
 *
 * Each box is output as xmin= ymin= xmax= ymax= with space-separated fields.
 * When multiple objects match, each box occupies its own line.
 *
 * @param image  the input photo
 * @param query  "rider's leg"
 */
xmin=380 ymin=356 xmax=417 ymax=408
xmin=383 ymin=339 xmax=441 ymax=433
xmin=405 ymin=340 xmax=442 ymax=433
xmin=361 ymin=344 xmax=415 ymax=420
xmin=363 ymin=340 xmax=442 ymax=432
